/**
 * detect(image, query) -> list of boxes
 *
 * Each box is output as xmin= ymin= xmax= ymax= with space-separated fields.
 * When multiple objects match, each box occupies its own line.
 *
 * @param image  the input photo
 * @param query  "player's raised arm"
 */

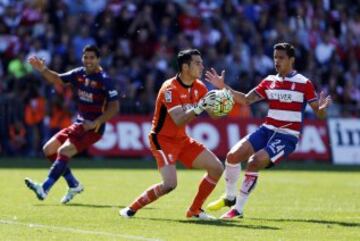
xmin=205 ymin=68 xmax=263 ymax=105
xmin=28 ymin=56 xmax=63 ymax=85
xmin=309 ymin=91 xmax=332 ymax=119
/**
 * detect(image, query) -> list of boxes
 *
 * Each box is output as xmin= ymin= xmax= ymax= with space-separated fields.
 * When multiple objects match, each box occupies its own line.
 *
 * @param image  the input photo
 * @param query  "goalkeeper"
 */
xmin=120 ymin=49 xmax=223 ymax=220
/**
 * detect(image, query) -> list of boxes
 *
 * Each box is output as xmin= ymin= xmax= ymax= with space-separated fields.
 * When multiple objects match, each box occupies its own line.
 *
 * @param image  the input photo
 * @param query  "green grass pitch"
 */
xmin=0 ymin=158 xmax=359 ymax=241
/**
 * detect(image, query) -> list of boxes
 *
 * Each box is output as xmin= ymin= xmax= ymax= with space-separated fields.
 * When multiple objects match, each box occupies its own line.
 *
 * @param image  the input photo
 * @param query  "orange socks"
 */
xmin=188 ymin=175 xmax=218 ymax=212
xmin=130 ymin=183 xmax=165 ymax=211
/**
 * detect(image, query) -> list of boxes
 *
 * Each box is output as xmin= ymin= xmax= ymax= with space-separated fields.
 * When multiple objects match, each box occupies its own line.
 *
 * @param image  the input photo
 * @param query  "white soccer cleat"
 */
xmin=24 ymin=178 xmax=47 ymax=200
xmin=119 ymin=207 xmax=136 ymax=218
xmin=60 ymin=184 xmax=84 ymax=204
xmin=186 ymin=209 xmax=216 ymax=220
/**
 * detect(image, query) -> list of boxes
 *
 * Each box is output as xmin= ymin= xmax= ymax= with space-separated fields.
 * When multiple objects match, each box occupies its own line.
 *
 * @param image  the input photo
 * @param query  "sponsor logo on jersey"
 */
xmin=268 ymin=92 xmax=293 ymax=102
xmin=165 ymin=90 xmax=172 ymax=102
xmin=78 ymin=89 xmax=93 ymax=102
xmin=182 ymin=103 xmax=194 ymax=111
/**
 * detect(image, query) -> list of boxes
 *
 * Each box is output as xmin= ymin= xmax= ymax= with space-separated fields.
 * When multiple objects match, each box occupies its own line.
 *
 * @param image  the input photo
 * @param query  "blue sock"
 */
xmin=63 ymin=167 xmax=79 ymax=188
xmin=42 ymin=157 xmax=68 ymax=193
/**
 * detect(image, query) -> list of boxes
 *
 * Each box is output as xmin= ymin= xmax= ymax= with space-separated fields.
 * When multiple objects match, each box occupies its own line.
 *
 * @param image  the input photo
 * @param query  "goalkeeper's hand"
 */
xmin=193 ymin=90 xmax=217 ymax=115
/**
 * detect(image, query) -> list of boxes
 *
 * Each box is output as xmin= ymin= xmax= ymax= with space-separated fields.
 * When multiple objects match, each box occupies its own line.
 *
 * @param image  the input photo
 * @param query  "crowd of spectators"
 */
xmin=0 ymin=0 xmax=359 ymax=156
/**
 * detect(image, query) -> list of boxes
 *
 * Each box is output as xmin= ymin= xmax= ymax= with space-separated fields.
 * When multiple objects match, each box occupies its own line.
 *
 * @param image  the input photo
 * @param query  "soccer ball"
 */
xmin=211 ymin=89 xmax=234 ymax=116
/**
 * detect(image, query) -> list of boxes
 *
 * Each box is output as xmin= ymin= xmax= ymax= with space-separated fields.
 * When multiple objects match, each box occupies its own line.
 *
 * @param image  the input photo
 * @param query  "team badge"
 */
xmin=77 ymin=77 xmax=85 ymax=83
xmin=291 ymin=82 xmax=296 ymax=90
xmin=165 ymin=90 xmax=172 ymax=103
xmin=270 ymin=81 xmax=276 ymax=89
xmin=85 ymin=78 xmax=90 ymax=86
xmin=168 ymin=154 xmax=174 ymax=162
xmin=90 ymin=81 xmax=97 ymax=88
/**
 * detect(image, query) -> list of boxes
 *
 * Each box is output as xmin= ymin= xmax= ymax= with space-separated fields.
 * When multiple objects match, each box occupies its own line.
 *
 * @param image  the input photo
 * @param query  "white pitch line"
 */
xmin=0 ymin=219 xmax=163 ymax=241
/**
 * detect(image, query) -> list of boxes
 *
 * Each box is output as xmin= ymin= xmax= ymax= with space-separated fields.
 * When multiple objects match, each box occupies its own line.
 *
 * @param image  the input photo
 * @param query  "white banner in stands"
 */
xmin=328 ymin=118 xmax=360 ymax=164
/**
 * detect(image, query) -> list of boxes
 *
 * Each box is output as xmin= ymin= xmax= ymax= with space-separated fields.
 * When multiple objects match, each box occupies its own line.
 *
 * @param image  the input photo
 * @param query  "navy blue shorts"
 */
xmin=247 ymin=125 xmax=298 ymax=164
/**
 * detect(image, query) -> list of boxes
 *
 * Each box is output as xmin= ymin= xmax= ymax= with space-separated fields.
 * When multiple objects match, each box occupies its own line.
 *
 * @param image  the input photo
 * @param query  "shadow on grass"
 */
xmin=34 ymin=203 xmax=120 ymax=209
xmin=250 ymin=217 xmax=360 ymax=228
xmin=33 ymin=203 xmax=156 ymax=210
xmin=138 ymin=217 xmax=280 ymax=230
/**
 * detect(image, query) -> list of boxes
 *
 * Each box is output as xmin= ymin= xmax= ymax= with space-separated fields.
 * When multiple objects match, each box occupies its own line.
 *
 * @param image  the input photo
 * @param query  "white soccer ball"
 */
xmin=211 ymin=89 xmax=234 ymax=116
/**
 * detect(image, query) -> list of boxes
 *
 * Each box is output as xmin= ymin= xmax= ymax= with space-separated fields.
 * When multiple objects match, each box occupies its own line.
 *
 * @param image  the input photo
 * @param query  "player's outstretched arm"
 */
xmin=205 ymin=68 xmax=257 ymax=105
xmin=28 ymin=56 xmax=63 ymax=85
xmin=309 ymin=91 xmax=332 ymax=119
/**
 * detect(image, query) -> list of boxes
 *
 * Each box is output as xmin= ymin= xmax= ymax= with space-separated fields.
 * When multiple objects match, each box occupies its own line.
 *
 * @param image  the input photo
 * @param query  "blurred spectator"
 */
xmin=8 ymin=120 xmax=27 ymax=156
xmin=24 ymin=88 xmax=46 ymax=156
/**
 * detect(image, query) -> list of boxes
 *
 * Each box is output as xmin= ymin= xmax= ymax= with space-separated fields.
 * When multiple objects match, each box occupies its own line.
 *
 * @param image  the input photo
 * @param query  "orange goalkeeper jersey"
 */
xmin=150 ymin=74 xmax=208 ymax=139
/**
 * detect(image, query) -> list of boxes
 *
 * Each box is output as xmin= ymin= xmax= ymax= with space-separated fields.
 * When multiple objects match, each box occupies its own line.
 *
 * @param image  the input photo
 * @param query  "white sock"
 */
xmin=235 ymin=172 xmax=258 ymax=212
xmin=224 ymin=161 xmax=241 ymax=200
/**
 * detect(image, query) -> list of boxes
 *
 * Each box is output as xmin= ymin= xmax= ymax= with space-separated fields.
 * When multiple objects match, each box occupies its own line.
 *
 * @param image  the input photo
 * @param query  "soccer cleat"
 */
xmin=119 ymin=207 xmax=136 ymax=218
xmin=206 ymin=194 xmax=236 ymax=211
xmin=220 ymin=208 xmax=243 ymax=219
xmin=24 ymin=178 xmax=47 ymax=200
xmin=186 ymin=209 xmax=216 ymax=220
xmin=60 ymin=184 xmax=84 ymax=204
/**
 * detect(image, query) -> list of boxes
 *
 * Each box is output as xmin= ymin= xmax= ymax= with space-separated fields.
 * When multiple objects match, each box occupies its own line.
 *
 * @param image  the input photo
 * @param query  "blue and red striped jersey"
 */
xmin=59 ymin=67 xmax=118 ymax=132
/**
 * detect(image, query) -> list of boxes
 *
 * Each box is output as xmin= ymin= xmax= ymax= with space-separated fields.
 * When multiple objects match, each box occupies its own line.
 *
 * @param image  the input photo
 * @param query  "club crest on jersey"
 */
xmin=165 ymin=90 xmax=172 ymax=103
xmin=168 ymin=154 xmax=174 ymax=162
xmin=291 ymin=82 xmax=296 ymax=90
xmin=77 ymin=76 xmax=85 ymax=83
xmin=270 ymin=81 xmax=276 ymax=89
xmin=194 ymin=90 xmax=198 ymax=99
xmin=90 ymin=81 xmax=97 ymax=88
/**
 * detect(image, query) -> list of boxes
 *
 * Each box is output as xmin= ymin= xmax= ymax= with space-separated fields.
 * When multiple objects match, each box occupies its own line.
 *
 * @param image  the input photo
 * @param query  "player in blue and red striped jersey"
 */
xmin=25 ymin=45 xmax=119 ymax=204
xmin=205 ymin=43 xmax=332 ymax=219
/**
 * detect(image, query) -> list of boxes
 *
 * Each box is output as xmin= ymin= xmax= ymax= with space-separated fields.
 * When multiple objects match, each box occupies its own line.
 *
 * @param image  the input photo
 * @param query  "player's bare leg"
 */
xmin=207 ymin=139 xmax=253 ymax=211
xmin=120 ymin=164 xmax=177 ymax=218
xmin=186 ymin=149 xmax=223 ymax=220
xmin=221 ymin=149 xmax=270 ymax=219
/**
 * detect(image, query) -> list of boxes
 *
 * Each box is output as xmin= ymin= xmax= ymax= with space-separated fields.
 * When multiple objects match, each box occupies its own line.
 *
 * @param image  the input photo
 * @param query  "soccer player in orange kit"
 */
xmin=120 ymin=49 xmax=223 ymax=220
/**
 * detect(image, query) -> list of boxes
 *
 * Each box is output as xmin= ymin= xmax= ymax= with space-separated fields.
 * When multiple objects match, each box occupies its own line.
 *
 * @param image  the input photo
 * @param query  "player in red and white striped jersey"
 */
xmin=205 ymin=42 xmax=332 ymax=219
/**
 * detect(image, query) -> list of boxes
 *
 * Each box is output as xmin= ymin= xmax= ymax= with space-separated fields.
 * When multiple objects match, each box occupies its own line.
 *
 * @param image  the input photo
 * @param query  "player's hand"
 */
xmin=205 ymin=68 xmax=226 ymax=89
xmin=202 ymin=90 xmax=218 ymax=109
xmin=318 ymin=91 xmax=332 ymax=110
xmin=83 ymin=119 xmax=102 ymax=132
xmin=193 ymin=90 xmax=217 ymax=115
xmin=93 ymin=119 xmax=102 ymax=132
xmin=82 ymin=120 xmax=97 ymax=132
xmin=28 ymin=56 xmax=47 ymax=72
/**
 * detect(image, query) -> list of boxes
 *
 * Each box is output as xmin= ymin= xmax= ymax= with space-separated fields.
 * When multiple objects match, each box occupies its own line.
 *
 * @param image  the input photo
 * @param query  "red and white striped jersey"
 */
xmin=255 ymin=72 xmax=317 ymax=137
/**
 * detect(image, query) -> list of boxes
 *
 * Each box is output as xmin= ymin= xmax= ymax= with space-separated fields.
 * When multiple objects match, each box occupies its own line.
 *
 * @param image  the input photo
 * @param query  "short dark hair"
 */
xmin=177 ymin=49 xmax=201 ymax=71
xmin=83 ymin=44 xmax=100 ymax=58
xmin=273 ymin=43 xmax=295 ymax=58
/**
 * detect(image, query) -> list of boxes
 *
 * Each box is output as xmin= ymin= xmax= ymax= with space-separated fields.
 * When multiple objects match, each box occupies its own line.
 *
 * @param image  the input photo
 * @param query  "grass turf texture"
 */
xmin=0 ymin=158 xmax=359 ymax=241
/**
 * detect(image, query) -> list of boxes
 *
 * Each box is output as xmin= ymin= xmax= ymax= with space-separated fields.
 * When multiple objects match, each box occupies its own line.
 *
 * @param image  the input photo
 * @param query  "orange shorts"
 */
xmin=149 ymin=133 xmax=205 ymax=169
